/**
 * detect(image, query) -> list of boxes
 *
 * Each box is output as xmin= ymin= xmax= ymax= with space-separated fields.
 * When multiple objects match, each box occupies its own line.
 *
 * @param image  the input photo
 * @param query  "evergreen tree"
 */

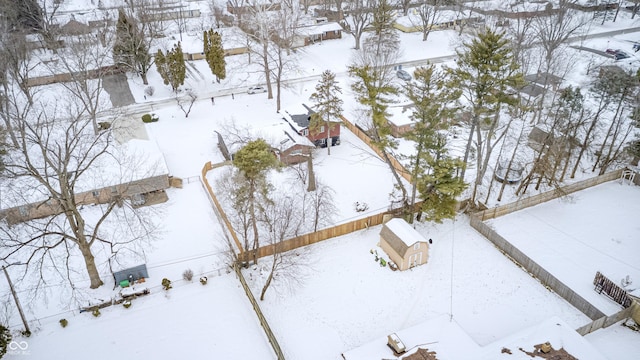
xmin=405 ymin=65 xmax=465 ymax=222
xmin=113 ymin=8 xmax=152 ymax=84
xmin=0 ymin=324 xmax=11 ymax=358
xmin=155 ymin=43 xmax=185 ymax=92
xmin=204 ymin=29 xmax=226 ymax=83
xmin=447 ymin=28 xmax=524 ymax=205
xmin=234 ymin=139 xmax=279 ymax=263
xmin=309 ymin=70 xmax=344 ymax=155
xmin=349 ymin=64 xmax=410 ymax=212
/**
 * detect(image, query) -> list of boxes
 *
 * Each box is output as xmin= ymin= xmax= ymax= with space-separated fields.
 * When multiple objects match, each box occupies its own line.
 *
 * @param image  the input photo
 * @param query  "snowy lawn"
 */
xmin=243 ymin=216 xmax=590 ymax=360
xmin=4 ymin=273 xmax=275 ymax=360
xmin=486 ymin=180 xmax=640 ymax=315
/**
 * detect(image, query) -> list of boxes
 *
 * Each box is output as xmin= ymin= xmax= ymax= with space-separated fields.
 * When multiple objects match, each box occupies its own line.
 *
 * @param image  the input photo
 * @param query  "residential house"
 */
xmin=394 ymin=9 xmax=480 ymax=33
xmin=281 ymin=104 xmax=341 ymax=148
xmin=293 ymin=21 xmax=342 ymax=48
xmin=216 ymin=121 xmax=315 ymax=165
xmin=379 ymin=218 xmax=429 ymax=271
xmin=0 ymin=139 xmax=171 ymax=225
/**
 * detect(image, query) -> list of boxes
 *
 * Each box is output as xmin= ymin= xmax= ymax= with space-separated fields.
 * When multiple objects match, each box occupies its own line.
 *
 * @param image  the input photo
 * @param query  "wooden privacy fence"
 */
xmin=200 ymin=161 xmax=244 ymax=256
xmin=477 ymin=169 xmax=623 ymax=221
xmin=471 ymin=171 xmax=635 ymax=335
xmin=234 ymin=263 xmax=285 ymax=360
xmin=340 ymin=115 xmax=413 ymax=183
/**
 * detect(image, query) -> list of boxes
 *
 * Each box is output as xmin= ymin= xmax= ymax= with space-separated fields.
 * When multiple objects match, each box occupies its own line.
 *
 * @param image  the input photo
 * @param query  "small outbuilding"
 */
xmin=379 ymin=218 xmax=429 ymax=271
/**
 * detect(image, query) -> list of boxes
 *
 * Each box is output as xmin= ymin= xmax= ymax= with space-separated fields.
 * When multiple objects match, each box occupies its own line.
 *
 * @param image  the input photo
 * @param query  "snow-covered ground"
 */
xmin=486 ymin=180 xmax=640 ymax=316
xmin=242 ymin=215 xmax=591 ymax=359
xmin=3 ymin=1 xmax=640 ymax=359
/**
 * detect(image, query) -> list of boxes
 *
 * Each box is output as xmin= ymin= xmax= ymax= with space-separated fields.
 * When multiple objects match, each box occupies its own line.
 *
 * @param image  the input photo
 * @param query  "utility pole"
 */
xmin=2 ymin=266 xmax=30 ymax=335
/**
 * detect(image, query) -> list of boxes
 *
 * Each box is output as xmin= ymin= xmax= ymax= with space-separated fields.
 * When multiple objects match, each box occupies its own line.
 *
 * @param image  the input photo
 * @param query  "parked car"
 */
xmin=247 ymin=86 xmax=268 ymax=94
xmin=606 ymin=49 xmax=630 ymax=60
xmin=396 ymin=69 xmax=411 ymax=81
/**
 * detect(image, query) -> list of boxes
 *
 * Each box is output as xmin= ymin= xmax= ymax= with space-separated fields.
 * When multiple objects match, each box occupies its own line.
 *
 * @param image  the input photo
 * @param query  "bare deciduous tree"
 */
xmin=1 ymin=105 xmax=161 ymax=290
xmin=341 ymin=0 xmax=375 ymax=50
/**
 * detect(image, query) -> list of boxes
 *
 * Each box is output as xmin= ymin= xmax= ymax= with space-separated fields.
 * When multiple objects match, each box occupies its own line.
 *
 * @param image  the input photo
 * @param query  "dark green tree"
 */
xmin=405 ymin=65 xmax=465 ymax=222
xmin=155 ymin=43 xmax=185 ymax=92
xmin=0 ymin=324 xmax=10 ymax=359
xmin=113 ymin=8 xmax=152 ymax=85
xmin=204 ymin=29 xmax=226 ymax=83
xmin=309 ymin=70 xmax=344 ymax=155
xmin=233 ymin=139 xmax=279 ymax=263
xmin=448 ymin=28 xmax=524 ymax=205
xmin=349 ymin=64 xmax=410 ymax=211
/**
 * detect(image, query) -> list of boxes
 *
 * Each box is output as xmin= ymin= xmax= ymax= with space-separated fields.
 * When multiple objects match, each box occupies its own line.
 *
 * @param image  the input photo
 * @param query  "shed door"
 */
xmin=409 ymin=252 xmax=422 ymax=268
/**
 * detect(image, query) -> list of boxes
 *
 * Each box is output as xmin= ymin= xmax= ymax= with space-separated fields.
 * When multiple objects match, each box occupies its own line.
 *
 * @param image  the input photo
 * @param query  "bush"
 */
xmin=98 ymin=122 xmax=111 ymax=130
xmin=144 ymin=86 xmax=155 ymax=96
xmin=123 ymin=300 xmax=132 ymax=309
xmin=0 ymin=324 xmax=11 ymax=358
xmin=162 ymin=278 xmax=172 ymax=290
xmin=142 ymin=114 xmax=152 ymax=123
xmin=199 ymin=276 xmax=208 ymax=285
xmin=59 ymin=319 xmax=68 ymax=328
xmin=182 ymin=269 xmax=194 ymax=282
xmin=92 ymin=309 xmax=101 ymax=317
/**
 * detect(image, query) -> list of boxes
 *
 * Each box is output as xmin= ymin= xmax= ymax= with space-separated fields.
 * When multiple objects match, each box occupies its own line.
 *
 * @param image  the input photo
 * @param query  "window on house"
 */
xmin=414 ymin=243 xmax=420 ymax=250
xmin=302 ymin=129 xmax=309 ymax=136
xmin=320 ymin=125 xmax=325 ymax=133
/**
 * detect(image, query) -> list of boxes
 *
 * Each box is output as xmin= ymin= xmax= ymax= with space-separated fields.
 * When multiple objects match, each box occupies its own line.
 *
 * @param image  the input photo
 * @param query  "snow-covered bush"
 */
xmin=162 ymin=278 xmax=172 ymax=290
xmin=182 ymin=269 xmax=194 ymax=281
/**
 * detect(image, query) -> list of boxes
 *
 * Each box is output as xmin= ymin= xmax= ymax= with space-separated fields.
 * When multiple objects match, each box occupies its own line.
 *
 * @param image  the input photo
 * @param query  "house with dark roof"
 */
xmin=280 ymin=104 xmax=341 ymax=148
xmin=379 ymin=218 xmax=429 ymax=271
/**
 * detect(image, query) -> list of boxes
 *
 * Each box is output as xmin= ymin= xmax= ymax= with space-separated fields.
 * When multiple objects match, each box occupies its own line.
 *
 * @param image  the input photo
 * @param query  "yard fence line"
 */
xmin=200 ymin=161 xmax=244 ymax=256
xmin=470 ymin=170 xmax=635 ymax=335
xmin=233 ymin=262 xmax=285 ymax=360
xmin=340 ymin=115 xmax=413 ymax=183
xmin=477 ymin=169 xmax=624 ymax=221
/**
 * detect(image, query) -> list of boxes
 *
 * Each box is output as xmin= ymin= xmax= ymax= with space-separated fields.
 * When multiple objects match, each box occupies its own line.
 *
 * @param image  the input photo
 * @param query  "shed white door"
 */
xmin=408 ymin=252 xmax=422 ymax=268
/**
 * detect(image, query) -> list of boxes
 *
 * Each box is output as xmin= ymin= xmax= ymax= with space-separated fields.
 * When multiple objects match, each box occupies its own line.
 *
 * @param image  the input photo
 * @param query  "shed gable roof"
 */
xmin=380 ymin=218 xmax=426 ymax=257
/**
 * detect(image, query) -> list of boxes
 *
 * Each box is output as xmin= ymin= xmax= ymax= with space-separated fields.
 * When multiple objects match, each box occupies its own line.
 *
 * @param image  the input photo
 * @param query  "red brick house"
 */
xmin=280 ymin=104 xmax=341 ymax=148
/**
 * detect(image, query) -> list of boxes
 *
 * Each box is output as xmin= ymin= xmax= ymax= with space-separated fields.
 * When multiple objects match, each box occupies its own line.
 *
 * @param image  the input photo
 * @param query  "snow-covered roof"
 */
xmin=296 ymin=22 xmax=343 ymax=36
xmin=395 ymin=9 xmax=473 ymax=28
xmin=0 ymin=137 xmax=169 ymax=210
xmin=387 ymin=105 xmax=414 ymax=127
xmin=384 ymin=218 xmax=427 ymax=247
xmin=169 ymin=27 xmax=248 ymax=54
xmin=344 ymin=315 xmax=607 ymax=360
xmin=225 ymin=120 xmax=315 ymax=155
xmin=279 ymin=103 xmax=315 ymax=131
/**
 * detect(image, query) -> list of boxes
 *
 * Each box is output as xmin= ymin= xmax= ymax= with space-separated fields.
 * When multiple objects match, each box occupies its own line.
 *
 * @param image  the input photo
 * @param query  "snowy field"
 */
xmin=243 ymin=216 xmax=591 ymax=359
xmin=486 ymin=180 xmax=640 ymax=315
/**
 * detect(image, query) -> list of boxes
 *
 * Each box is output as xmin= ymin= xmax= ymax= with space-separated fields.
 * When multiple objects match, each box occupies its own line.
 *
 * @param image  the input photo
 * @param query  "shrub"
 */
xmin=0 ymin=324 xmax=11 ymax=358
xmin=142 ymin=114 xmax=152 ymax=123
xmin=98 ymin=122 xmax=111 ymax=130
xmin=182 ymin=269 xmax=194 ymax=282
xmin=144 ymin=86 xmax=155 ymax=96
xmin=199 ymin=276 xmax=208 ymax=285
xmin=59 ymin=319 xmax=68 ymax=328
xmin=92 ymin=309 xmax=101 ymax=317
xmin=123 ymin=300 xmax=132 ymax=309
xmin=162 ymin=278 xmax=172 ymax=290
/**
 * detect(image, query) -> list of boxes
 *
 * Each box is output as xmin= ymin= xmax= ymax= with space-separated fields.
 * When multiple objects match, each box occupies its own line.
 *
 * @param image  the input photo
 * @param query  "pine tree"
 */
xmin=234 ymin=139 xmax=279 ymax=263
xmin=447 ymin=28 xmax=524 ymax=205
xmin=309 ymin=70 xmax=344 ymax=155
xmin=113 ymin=9 xmax=152 ymax=84
xmin=155 ymin=43 xmax=185 ymax=92
xmin=204 ymin=29 xmax=227 ymax=83
xmin=0 ymin=324 xmax=11 ymax=358
xmin=405 ymin=65 xmax=465 ymax=221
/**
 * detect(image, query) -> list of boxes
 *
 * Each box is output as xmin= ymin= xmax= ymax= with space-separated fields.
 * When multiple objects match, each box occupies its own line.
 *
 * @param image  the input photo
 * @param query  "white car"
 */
xmin=247 ymin=86 xmax=268 ymax=94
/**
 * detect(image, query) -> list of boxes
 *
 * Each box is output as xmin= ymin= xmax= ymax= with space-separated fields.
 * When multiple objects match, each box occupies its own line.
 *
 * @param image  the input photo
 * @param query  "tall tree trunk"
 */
xmin=141 ymin=71 xmax=149 ymax=85
xmin=78 ymin=239 xmax=103 ymax=289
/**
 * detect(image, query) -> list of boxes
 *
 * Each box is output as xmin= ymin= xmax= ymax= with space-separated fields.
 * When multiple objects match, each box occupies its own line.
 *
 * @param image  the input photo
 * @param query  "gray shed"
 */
xmin=113 ymin=264 xmax=149 ymax=284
